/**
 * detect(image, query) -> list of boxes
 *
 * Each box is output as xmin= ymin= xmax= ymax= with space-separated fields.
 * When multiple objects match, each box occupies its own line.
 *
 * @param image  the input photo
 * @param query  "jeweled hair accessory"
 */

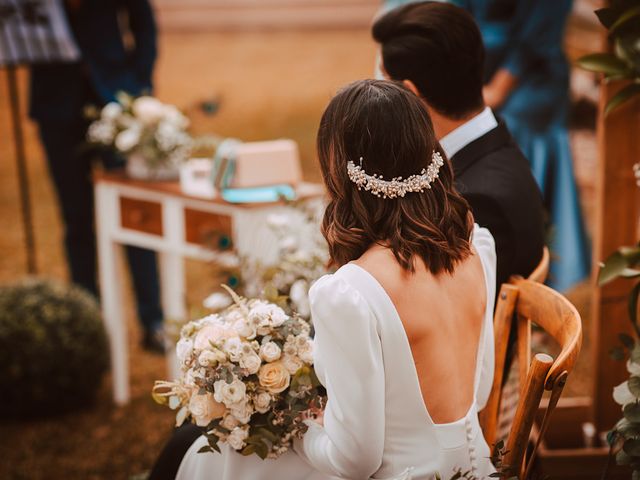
xmin=347 ymin=151 xmax=444 ymax=199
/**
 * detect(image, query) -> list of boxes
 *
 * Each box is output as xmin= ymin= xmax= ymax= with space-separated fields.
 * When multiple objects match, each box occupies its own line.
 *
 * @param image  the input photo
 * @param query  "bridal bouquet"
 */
xmin=154 ymin=288 xmax=325 ymax=459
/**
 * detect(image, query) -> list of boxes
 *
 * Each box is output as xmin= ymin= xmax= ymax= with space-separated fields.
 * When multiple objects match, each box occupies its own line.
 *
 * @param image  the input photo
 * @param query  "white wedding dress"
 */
xmin=177 ymin=225 xmax=496 ymax=480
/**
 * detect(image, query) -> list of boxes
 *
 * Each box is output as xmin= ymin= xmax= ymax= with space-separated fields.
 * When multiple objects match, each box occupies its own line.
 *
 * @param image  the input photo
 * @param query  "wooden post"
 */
xmin=591 ymin=77 xmax=640 ymax=435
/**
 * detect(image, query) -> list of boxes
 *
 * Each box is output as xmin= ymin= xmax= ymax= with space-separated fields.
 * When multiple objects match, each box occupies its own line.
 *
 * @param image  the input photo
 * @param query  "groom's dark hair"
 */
xmin=372 ymin=2 xmax=485 ymax=120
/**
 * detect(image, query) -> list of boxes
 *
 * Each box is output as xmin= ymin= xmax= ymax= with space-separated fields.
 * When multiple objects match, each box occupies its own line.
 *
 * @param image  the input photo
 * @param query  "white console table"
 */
xmin=94 ymin=171 xmax=323 ymax=405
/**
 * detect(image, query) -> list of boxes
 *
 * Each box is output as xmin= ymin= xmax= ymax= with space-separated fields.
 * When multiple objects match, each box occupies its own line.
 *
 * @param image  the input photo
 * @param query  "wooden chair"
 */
xmin=481 ymin=246 xmax=552 ymax=443
xmin=480 ymin=277 xmax=582 ymax=479
xmin=526 ymin=246 xmax=550 ymax=284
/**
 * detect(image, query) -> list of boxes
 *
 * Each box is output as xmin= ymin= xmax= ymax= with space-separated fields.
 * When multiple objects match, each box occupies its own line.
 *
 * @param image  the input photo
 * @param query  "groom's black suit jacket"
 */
xmin=451 ymin=120 xmax=545 ymax=290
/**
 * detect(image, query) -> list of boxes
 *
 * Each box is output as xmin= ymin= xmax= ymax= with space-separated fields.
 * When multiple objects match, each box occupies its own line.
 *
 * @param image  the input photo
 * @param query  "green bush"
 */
xmin=0 ymin=278 xmax=109 ymax=418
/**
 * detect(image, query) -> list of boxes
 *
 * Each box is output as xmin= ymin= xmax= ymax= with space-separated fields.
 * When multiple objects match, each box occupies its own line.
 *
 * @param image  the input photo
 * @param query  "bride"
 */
xmin=175 ymin=79 xmax=496 ymax=479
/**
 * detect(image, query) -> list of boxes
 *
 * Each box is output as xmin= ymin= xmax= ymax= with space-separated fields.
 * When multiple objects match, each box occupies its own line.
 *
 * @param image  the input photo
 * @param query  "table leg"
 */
xmin=160 ymin=252 xmax=186 ymax=380
xmin=95 ymin=183 xmax=129 ymax=405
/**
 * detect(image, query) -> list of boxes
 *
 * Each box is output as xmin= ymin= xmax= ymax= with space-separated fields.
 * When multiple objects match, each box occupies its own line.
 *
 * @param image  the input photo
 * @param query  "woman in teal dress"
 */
xmin=380 ymin=0 xmax=591 ymax=292
xmin=457 ymin=0 xmax=590 ymax=292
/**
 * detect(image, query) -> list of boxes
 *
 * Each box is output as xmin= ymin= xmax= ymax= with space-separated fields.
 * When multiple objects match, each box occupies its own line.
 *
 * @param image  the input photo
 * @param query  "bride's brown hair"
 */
xmin=317 ymin=79 xmax=473 ymax=274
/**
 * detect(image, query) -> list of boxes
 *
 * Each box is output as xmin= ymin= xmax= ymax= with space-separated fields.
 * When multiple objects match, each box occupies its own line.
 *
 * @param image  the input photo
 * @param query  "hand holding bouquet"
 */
xmin=153 ymin=287 xmax=325 ymax=459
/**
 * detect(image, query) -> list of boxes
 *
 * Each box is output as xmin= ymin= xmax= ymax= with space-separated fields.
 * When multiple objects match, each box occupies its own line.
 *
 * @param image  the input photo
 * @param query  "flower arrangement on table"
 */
xmin=87 ymin=93 xmax=192 ymax=180
xmin=203 ymin=198 xmax=329 ymax=320
xmin=153 ymin=287 xmax=325 ymax=459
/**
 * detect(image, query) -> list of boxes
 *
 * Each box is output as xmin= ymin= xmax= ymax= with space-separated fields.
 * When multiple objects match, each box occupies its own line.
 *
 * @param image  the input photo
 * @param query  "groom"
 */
xmin=373 ymin=1 xmax=545 ymax=289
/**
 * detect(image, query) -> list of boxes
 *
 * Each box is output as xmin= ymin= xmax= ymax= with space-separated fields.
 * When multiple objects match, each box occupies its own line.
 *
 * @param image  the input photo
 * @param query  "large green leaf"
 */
xmin=606 ymin=83 xmax=640 ymax=116
xmin=610 ymin=5 xmax=640 ymax=33
xmin=600 ymin=251 xmax=633 ymax=285
xmin=630 ymin=376 xmax=640 ymax=397
xmin=624 ymin=438 xmax=640 ymax=456
xmin=624 ymin=402 xmax=640 ymax=422
xmin=577 ymin=53 xmax=630 ymax=75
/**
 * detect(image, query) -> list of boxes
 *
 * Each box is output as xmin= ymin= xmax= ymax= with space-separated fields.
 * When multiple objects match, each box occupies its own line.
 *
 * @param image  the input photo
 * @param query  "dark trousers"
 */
xmin=148 ymin=424 xmax=202 ymax=480
xmin=37 ymin=118 xmax=163 ymax=333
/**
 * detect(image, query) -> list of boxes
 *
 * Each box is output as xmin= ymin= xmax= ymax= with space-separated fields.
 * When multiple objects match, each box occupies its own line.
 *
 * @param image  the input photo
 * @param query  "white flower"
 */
xmin=280 ymin=235 xmax=298 ymax=252
xmin=203 ymin=292 xmax=232 ymax=311
xmin=132 ymin=96 xmax=165 ymax=124
xmin=224 ymin=337 xmax=244 ymax=361
xmin=281 ymin=354 xmax=304 ymax=375
xmin=254 ymin=391 xmax=272 ymax=414
xmin=227 ymin=426 xmax=249 ymax=450
xmin=163 ymin=104 xmax=189 ymax=128
xmin=266 ymin=213 xmax=289 ymax=229
xmin=198 ymin=349 xmax=224 ymax=367
xmin=239 ymin=353 xmax=262 ymax=374
xmin=283 ymin=340 xmax=297 ymax=357
xmin=613 ymin=380 xmax=636 ymax=406
xmin=101 ymin=102 xmax=123 ymax=121
xmin=188 ymin=392 xmax=225 ymax=427
xmin=176 ymin=338 xmax=193 ymax=365
xmin=259 ymin=342 xmax=281 ymax=362
xmin=220 ymin=413 xmax=240 ymax=430
xmin=213 ymin=378 xmax=247 ymax=407
xmin=115 ymin=127 xmax=141 ymax=152
xmin=298 ymin=340 xmax=314 ymax=364
xmin=248 ymin=303 xmax=288 ymax=329
xmin=290 ymin=280 xmax=310 ymax=317
xmin=628 ymin=360 xmax=640 ymax=376
xmin=229 ymin=399 xmax=254 ymax=424
xmin=234 ymin=319 xmax=257 ymax=340
xmin=87 ymin=121 xmax=115 ymax=144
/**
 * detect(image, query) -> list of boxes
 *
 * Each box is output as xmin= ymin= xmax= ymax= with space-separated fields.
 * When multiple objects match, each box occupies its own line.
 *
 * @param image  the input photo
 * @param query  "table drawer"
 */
xmin=120 ymin=197 xmax=163 ymax=236
xmin=184 ymin=208 xmax=232 ymax=248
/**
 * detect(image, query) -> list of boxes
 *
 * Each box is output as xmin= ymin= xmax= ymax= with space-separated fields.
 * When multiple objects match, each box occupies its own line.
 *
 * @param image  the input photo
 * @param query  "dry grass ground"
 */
xmin=0 ymin=23 xmax=598 ymax=480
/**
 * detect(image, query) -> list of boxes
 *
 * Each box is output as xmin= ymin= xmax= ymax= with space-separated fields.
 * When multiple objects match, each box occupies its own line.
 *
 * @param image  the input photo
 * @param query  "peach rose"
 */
xmin=189 ymin=392 xmax=226 ymax=427
xmin=258 ymin=361 xmax=290 ymax=394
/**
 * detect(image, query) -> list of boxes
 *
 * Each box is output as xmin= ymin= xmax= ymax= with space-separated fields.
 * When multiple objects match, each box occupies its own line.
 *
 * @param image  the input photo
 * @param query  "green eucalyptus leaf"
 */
xmin=612 ymin=346 xmax=626 ymax=361
xmin=197 ymin=445 xmax=212 ymax=454
xmin=241 ymin=444 xmax=255 ymax=456
xmin=606 ymin=83 xmax=640 ymax=116
xmin=632 ymin=345 xmax=640 ymax=364
xmin=621 ymin=333 xmax=636 ymax=349
xmin=624 ymin=438 xmax=640 ymax=457
xmin=577 ymin=53 xmax=630 ymax=75
xmin=624 ymin=402 xmax=640 ymax=423
xmin=629 ymin=377 xmax=640 ymax=397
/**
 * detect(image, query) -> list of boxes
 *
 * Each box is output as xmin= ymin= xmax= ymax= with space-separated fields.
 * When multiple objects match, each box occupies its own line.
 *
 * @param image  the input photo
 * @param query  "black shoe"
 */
xmin=143 ymin=328 xmax=166 ymax=354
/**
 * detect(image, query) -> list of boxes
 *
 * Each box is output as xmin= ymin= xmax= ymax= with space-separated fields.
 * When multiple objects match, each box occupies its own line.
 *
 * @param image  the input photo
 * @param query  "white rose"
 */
xmin=297 ymin=340 xmax=314 ymax=364
xmin=176 ymin=338 xmax=193 ymax=364
xmin=220 ymin=413 xmax=240 ymax=430
xmin=239 ymin=353 xmax=262 ymax=375
xmin=224 ymin=337 xmax=244 ymax=361
xmin=613 ymin=380 xmax=636 ymax=406
xmin=229 ymin=399 xmax=254 ymax=424
xmin=198 ymin=350 xmax=221 ymax=367
xmin=87 ymin=121 xmax=115 ymax=144
xmin=227 ymin=427 xmax=249 ymax=450
xmin=213 ymin=378 xmax=247 ymax=407
xmin=162 ymin=104 xmax=189 ymax=128
xmin=259 ymin=342 xmax=281 ymax=362
xmin=254 ymin=391 xmax=272 ymax=414
xmin=266 ymin=213 xmax=289 ymax=229
xmin=628 ymin=360 xmax=640 ymax=376
xmin=203 ymin=292 xmax=232 ymax=311
xmin=281 ymin=354 xmax=304 ymax=375
xmin=234 ymin=319 xmax=257 ymax=340
xmin=132 ymin=96 xmax=165 ymax=124
xmin=101 ymin=102 xmax=123 ymax=121
xmin=115 ymin=127 xmax=141 ymax=152
xmin=188 ymin=392 xmax=225 ymax=427
xmin=290 ymin=280 xmax=310 ymax=317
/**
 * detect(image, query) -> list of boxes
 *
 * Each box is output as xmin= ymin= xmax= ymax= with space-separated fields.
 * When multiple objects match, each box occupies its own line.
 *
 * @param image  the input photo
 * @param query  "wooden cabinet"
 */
xmin=119 ymin=197 xmax=163 ymax=236
xmin=184 ymin=208 xmax=232 ymax=248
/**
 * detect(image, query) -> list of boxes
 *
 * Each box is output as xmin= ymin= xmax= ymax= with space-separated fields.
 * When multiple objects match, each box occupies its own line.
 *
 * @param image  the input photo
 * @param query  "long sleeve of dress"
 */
xmin=295 ymin=275 xmax=386 ymax=479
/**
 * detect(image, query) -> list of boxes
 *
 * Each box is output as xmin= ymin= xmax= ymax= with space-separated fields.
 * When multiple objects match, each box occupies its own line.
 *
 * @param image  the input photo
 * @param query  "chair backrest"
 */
xmin=481 ymin=277 xmax=582 ymax=479
xmin=479 ymin=247 xmax=551 ymax=445
xmin=527 ymin=246 xmax=550 ymax=284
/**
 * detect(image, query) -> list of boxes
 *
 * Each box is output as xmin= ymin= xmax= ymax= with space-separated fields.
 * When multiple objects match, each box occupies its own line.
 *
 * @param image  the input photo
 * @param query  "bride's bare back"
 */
xmin=354 ymin=245 xmax=486 ymax=424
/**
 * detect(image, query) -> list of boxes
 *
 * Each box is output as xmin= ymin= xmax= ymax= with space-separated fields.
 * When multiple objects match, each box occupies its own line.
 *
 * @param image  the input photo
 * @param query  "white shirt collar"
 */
xmin=439 ymin=107 xmax=498 ymax=159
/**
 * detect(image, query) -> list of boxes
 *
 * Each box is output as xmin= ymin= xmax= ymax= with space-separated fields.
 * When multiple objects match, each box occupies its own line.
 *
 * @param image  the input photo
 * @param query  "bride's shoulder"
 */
xmin=309 ymin=266 xmax=370 ymax=321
